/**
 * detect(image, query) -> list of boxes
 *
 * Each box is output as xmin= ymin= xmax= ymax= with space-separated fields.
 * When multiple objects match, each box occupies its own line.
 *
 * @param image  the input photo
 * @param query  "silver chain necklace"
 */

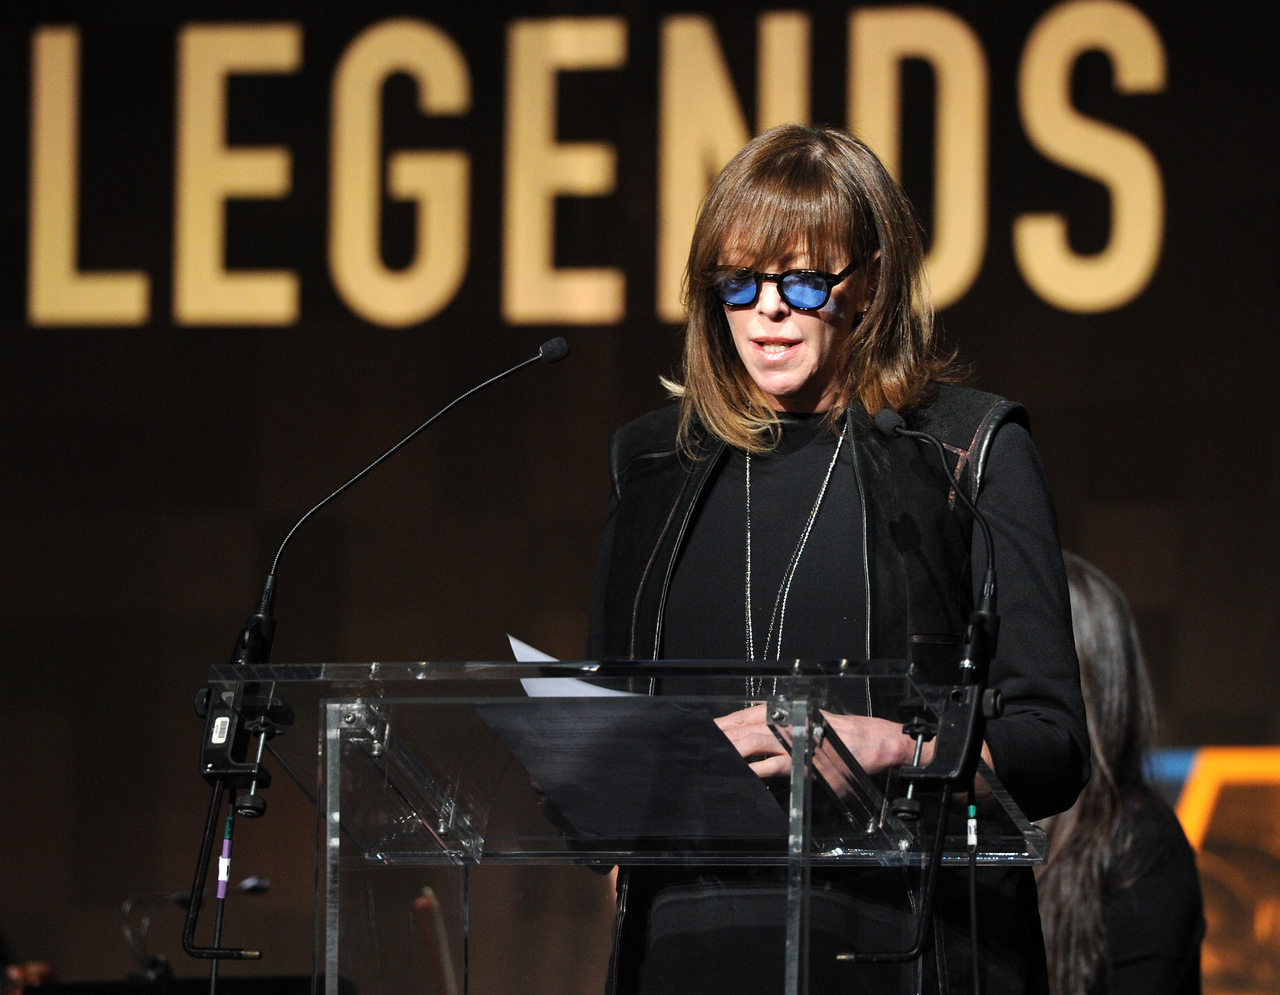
xmin=745 ymin=429 xmax=846 ymax=696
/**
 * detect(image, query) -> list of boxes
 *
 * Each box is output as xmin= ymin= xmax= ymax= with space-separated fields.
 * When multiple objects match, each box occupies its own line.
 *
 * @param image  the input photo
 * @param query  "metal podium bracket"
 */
xmin=335 ymin=702 xmax=484 ymax=864
xmin=839 ymin=607 xmax=1002 ymax=965
xmin=195 ymin=685 xmax=295 ymax=790
xmin=184 ymin=682 xmax=295 ymax=971
xmin=766 ymin=696 xmax=815 ymax=995
xmin=766 ymin=699 xmax=913 ymax=860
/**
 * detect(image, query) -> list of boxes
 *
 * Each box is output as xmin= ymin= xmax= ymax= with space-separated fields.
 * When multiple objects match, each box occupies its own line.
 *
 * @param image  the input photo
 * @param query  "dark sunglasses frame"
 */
xmin=713 ymin=260 xmax=860 ymax=311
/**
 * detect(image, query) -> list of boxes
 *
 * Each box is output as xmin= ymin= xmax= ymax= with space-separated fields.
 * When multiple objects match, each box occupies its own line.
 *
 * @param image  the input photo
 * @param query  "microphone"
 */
xmin=874 ymin=408 xmax=998 ymax=678
xmin=229 ymin=338 xmax=571 ymax=666
xmin=873 ymin=408 xmax=1005 ymax=979
xmin=871 ymin=406 xmax=907 ymax=438
xmin=539 ymin=336 xmax=570 ymax=363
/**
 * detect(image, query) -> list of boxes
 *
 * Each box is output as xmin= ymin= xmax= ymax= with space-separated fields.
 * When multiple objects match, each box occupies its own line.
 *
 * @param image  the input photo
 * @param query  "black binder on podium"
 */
xmin=206 ymin=659 xmax=1046 ymax=995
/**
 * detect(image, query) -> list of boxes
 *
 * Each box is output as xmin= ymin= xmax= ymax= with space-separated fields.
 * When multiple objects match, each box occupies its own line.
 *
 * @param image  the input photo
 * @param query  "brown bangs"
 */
xmin=690 ymin=144 xmax=875 ymax=281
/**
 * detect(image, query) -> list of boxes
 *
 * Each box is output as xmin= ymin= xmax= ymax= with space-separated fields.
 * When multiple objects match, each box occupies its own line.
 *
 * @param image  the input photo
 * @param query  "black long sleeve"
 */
xmin=975 ymin=422 xmax=1091 ymax=820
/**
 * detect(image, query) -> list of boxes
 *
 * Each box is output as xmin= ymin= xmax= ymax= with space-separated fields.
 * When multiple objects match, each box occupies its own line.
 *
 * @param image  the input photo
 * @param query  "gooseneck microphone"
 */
xmin=864 ymin=408 xmax=1004 ymax=985
xmin=190 ymin=343 xmax=568 ymax=972
xmin=873 ymin=408 xmax=994 ymax=601
xmin=873 ymin=407 xmax=998 ymax=676
xmin=229 ymin=337 xmax=570 ymax=666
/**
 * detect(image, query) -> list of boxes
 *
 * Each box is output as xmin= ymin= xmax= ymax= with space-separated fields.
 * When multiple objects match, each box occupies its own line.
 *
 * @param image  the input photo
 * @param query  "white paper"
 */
xmin=508 ymin=634 xmax=638 ymax=697
xmin=508 ymin=634 xmax=559 ymax=663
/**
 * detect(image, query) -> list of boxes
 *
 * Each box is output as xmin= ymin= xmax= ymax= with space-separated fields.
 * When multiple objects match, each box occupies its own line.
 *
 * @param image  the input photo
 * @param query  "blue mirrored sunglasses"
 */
xmin=713 ymin=261 xmax=859 ymax=311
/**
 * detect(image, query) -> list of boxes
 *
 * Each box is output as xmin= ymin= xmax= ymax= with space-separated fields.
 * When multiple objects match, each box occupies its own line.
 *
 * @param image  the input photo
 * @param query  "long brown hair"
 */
xmin=1038 ymin=552 xmax=1158 ymax=995
xmin=665 ymin=124 xmax=959 ymax=454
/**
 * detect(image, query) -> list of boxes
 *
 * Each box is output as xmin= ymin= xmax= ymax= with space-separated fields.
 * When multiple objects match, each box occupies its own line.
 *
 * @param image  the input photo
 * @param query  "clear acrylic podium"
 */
xmin=208 ymin=659 xmax=1047 ymax=995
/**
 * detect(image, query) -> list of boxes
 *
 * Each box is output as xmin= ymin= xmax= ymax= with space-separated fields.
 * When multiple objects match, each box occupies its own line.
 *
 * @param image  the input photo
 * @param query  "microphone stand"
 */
xmin=182 ymin=340 xmax=570 ymax=985
xmin=837 ymin=411 xmax=1005 ymax=979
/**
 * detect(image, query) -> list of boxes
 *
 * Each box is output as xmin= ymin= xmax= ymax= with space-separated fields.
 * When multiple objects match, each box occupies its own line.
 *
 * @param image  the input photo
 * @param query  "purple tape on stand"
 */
xmin=217 ymin=838 xmax=232 ymax=899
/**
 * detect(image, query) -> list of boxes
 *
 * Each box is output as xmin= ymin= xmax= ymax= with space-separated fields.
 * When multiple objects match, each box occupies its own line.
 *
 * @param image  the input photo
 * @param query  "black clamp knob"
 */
xmin=890 ymin=796 xmax=922 ymax=822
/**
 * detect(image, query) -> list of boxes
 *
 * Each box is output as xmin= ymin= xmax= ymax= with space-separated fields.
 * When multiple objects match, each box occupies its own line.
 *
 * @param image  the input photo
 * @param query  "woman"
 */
xmin=587 ymin=124 xmax=1089 ymax=994
xmin=1038 ymin=554 xmax=1204 ymax=994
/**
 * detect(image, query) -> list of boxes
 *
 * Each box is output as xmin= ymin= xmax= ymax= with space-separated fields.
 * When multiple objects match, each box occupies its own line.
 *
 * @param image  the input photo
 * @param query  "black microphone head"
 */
xmin=873 ymin=408 xmax=905 ymax=437
xmin=538 ymin=337 xmax=570 ymax=364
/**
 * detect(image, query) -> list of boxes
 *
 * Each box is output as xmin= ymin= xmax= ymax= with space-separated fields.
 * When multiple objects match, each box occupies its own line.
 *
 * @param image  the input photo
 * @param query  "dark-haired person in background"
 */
xmin=1038 ymin=554 xmax=1204 ymax=995
xmin=589 ymin=123 xmax=1089 ymax=994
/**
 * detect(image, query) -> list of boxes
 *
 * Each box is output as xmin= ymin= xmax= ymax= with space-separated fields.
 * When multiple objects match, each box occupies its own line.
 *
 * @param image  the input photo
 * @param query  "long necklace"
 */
xmin=745 ymin=429 xmax=845 ymax=695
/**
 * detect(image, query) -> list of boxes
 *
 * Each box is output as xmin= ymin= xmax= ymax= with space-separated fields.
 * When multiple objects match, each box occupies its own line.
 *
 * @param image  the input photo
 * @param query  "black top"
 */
xmin=663 ymin=414 xmax=864 ymax=660
xmin=1104 ymin=790 xmax=1205 ymax=994
xmin=661 ymin=417 xmax=1080 ymax=823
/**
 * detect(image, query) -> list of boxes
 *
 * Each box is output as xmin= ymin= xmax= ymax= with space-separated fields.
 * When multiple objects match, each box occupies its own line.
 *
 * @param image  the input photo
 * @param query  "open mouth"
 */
xmin=752 ymin=339 xmax=801 ymax=360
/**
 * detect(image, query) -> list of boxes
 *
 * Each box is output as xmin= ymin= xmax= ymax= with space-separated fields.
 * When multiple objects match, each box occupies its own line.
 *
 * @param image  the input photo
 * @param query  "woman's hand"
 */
xmin=819 ymin=712 xmax=933 ymax=775
xmin=714 ymin=704 xmax=792 ymax=777
xmin=714 ymin=706 xmax=931 ymax=778
xmin=715 ymin=704 xmax=996 ymax=795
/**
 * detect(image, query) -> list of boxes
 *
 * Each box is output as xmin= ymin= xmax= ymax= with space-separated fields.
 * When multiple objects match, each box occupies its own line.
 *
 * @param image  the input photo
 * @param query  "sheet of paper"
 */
xmin=509 ymin=634 xmax=638 ymax=697
xmin=476 ymin=697 xmax=787 ymax=839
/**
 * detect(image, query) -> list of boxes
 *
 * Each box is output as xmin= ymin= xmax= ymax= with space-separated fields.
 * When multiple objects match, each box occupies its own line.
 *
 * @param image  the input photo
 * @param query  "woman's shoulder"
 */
xmin=1104 ymin=788 xmax=1204 ymax=967
xmin=912 ymin=383 xmax=1030 ymax=441
xmin=607 ymin=404 xmax=687 ymax=489
xmin=909 ymin=384 xmax=1032 ymax=501
xmin=1124 ymin=788 xmax=1199 ymax=878
xmin=1109 ymin=787 xmax=1202 ymax=919
xmin=610 ymin=404 xmax=682 ymax=459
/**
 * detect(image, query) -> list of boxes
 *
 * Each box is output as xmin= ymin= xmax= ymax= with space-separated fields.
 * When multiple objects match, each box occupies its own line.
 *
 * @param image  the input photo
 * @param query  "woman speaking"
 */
xmin=587 ymin=124 xmax=1089 ymax=994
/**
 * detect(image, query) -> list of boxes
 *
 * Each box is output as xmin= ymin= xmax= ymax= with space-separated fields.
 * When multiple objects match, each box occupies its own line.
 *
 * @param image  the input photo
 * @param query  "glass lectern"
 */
xmin=207 ymin=659 xmax=1046 ymax=995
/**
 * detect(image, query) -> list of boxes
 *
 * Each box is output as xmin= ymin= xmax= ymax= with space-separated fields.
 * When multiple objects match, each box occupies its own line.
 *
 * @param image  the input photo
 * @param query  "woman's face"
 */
xmin=720 ymin=247 xmax=869 ymax=413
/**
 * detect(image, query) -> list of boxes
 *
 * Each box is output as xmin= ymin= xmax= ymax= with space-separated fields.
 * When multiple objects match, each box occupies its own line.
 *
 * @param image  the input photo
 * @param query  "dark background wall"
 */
xmin=0 ymin=0 xmax=1275 ymax=985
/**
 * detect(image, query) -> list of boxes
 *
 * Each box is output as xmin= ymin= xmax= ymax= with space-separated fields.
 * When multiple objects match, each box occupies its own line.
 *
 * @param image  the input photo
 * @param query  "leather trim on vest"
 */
xmin=909 ymin=383 xmax=1030 ymax=505
xmin=846 ymin=410 xmax=874 ymax=661
xmin=630 ymin=475 xmax=688 ymax=659
xmin=847 ymin=406 xmax=914 ymax=661
xmin=650 ymin=440 xmax=725 ymax=659
xmin=966 ymin=400 xmax=1023 ymax=501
